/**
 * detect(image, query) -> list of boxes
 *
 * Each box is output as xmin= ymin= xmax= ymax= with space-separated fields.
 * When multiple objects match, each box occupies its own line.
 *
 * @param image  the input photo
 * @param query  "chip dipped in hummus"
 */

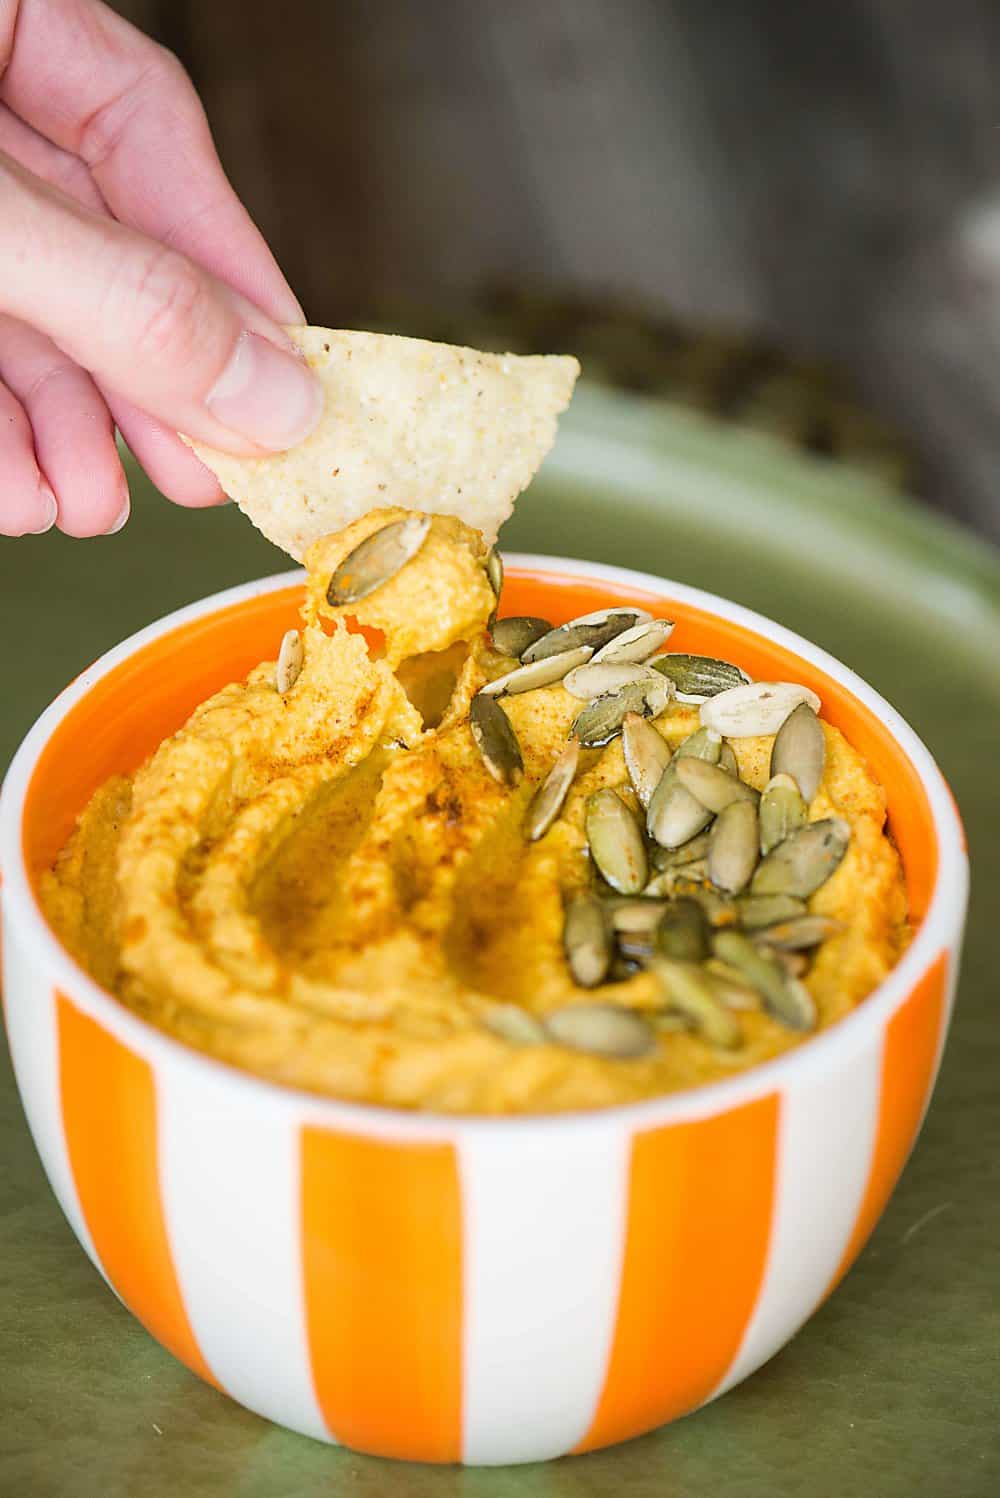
xmin=42 ymin=334 xmax=909 ymax=1114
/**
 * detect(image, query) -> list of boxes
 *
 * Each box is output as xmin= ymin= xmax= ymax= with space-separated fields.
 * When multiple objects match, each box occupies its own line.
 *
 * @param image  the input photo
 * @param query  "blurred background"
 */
xmin=115 ymin=0 xmax=1000 ymax=541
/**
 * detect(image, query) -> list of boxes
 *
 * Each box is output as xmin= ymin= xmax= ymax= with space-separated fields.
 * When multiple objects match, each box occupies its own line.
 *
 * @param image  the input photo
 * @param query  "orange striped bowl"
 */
xmin=1 ymin=558 xmax=968 ymax=1466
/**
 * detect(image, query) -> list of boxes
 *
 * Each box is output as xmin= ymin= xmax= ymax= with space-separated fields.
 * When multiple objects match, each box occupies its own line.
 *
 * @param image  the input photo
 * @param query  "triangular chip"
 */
xmin=186 ymin=328 xmax=579 ymax=559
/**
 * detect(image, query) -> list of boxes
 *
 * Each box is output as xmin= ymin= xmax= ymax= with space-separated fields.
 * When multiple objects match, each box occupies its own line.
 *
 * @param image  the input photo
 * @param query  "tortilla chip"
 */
xmin=186 ymin=328 xmax=579 ymax=559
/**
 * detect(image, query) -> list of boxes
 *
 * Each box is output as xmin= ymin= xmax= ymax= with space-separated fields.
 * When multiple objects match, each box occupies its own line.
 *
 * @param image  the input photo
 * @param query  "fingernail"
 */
xmin=106 ymin=499 xmax=131 ymax=535
xmin=28 ymin=482 xmax=58 ymax=534
xmin=206 ymin=331 xmax=323 ymax=452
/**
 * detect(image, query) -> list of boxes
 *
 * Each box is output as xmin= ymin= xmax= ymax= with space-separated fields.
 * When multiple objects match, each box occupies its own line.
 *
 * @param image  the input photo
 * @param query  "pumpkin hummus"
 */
xmin=41 ymin=509 xmax=909 ymax=1114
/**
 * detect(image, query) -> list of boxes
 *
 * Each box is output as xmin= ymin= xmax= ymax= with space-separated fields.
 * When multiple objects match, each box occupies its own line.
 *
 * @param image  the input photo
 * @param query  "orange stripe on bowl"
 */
xmin=575 ymin=1093 xmax=778 ymax=1454
xmin=301 ymin=1128 xmax=463 ymax=1461
xmin=57 ymin=993 xmax=217 ymax=1386
xmin=826 ymin=951 xmax=949 ymax=1296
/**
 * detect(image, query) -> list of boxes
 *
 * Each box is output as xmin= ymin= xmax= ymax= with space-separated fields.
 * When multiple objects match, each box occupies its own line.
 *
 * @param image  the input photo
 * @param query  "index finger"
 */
xmin=0 ymin=0 xmax=303 ymax=324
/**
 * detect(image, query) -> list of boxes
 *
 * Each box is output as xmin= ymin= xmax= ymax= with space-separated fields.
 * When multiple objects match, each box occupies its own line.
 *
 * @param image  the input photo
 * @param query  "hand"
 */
xmin=0 ymin=0 xmax=322 ymax=537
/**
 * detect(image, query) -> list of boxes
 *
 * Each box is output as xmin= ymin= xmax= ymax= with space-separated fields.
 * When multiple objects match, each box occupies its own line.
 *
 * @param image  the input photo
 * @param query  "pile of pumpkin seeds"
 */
xmin=314 ymin=524 xmax=853 ymax=1064
xmin=471 ymin=549 xmax=851 ymax=1061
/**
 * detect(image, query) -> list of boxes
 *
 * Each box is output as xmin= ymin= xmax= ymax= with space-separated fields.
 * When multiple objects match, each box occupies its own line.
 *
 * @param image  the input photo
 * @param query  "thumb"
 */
xmin=0 ymin=154 xmax=322 ymax=456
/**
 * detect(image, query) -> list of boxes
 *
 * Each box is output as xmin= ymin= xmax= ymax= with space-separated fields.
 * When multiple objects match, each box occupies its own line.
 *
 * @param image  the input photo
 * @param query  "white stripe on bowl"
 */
xmin=710 ymin=1035 xmax=881 ymax=1398
xmin=157 ymin=1066 xmax=330 ymax=1441
xmin=459 ymin=1123 xmax=628 ymax=1465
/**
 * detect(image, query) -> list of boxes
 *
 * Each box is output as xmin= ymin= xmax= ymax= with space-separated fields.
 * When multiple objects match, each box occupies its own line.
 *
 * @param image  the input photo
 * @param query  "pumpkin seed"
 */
xmin=483 ymin=1002 xmax=546 ymax=1046
xmin=770 ymin=702 xmax=826 ymax=803
xmin=735 ymin=893 xmax=808 ymax=930
xmin=326 ymin=514 xmax=431 ymax=605
xmin=563 ymin=893 xmax=613 ymax=987
xmin=646 ymin=769 xmax=713 ymax=849
xmin=562 ymin=660 xmax=661 ymax=700
xmin=524 ymin=740 xmax=580 ymax=841
xmin=676 ymin=725 xmax=724 ymax=763
xmin=650 ymin=654 xmax=751 ymax=701
xmin=572 ymin=675 xmax=673 ymax=748
xmin=470 ymin=693 xmax=523 ymax=786
xmin=651 ymin=959 xmax=743 ymax=1049
xmin=592 ymin=617 xmax=675 ymax=664
xmin=751 ymin=817 xmax=851 ymax=898
xmin=571 ymin=605 xmax=654 ymax=628
xmin=275 ymin=628 xmax=304 ymax=693
xmin=485 ymin=546 xmax=504 ymax=601
xmin=712 ymin=930 xmax=817 ymax=1030
xmin=586 ymin=789 xmax=648 ymax=894
xmin=491 ymin=615 xmax=552 ymax=659
xmin=703 ymin=960 xmax=763 ymax=1010
xmin=522 ymin=608 xmax=649 ymax=664
xmin=656 ymin=898 xmax=710 ymax=962
xmin=674 ymin=757 xmax=759 ymax=813
xmin=750 ymin=914 xmax=845 ymax=951
xmin=481 ymin=644 xmax=593 ymax=697
xmin=651 ymin=829 xmax=712 ymax=870
xmin=623 ymin=713 xmax=673 ymax=809
xmin=759 ymin=773 xmax=807 ymax=855
xmin=546 ymin=1001 xmax=656 ymax=1059
xmin=708 ymin=800 xmax=760 ymax=894
xmin=718 ymin=741 xmax=739 ymax=776
xmin=700 ymin=681 xmax=822 ymax=738
xmin=611 ymin=899 xmax=669 ymax=935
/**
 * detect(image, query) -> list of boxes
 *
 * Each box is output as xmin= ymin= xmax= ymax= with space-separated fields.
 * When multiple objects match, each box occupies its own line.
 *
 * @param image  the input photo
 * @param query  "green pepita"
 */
xmin=674 ymin=757 xmax=759 ymax=813
xmin=563 ymin=893 xmax=613 ymax=988
xmin=758 ymin=773 xmax=808 ymax=855
xmin=656 ymin=898 xmax=710 ymax=962
xmin=482 ymin=644 xmax=592 ymax=697
xmin=326 ymin=515 xmax=431 ymax=605
xmin=708 ymin=799 xmax=760 ymax=894
xmin=524 ymin=739 xmax=580 ymax=841
xmin=586 ymin=789 xmax=648 ymax=894
xmin=770 ymin=701 xmax=826 ymax=803
xmin=712 ymin=929 xmax=817 ymax=1030
xmin=490 ymin=616 xmax=552 ymax=659
xmin=275 ymin=629 xmax=304 ymax=694
xmin=750 ymin=817 xmax=851 ymax=898
xmin=482 ymin=1003 xmax=546 ymax=1046
xmin=546 ymin=1002 xmax=656 ymax=1059
xmin=572 ymin=675 xmax=672 ymax=748
xmin=651 ymin=958 xmax=743 ymax=1048
xmin=623 ymin=712 xmax=673 ymax=809
xmin=470 ymin=692 xmax=523 ymax=786
xmin=650 ymin=654 xmax=750 ymax=700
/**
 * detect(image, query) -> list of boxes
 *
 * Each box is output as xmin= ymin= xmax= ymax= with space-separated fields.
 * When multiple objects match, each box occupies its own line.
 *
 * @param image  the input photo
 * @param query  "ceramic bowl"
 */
xmin=0 ymin=557 xmax=968 ymax=1466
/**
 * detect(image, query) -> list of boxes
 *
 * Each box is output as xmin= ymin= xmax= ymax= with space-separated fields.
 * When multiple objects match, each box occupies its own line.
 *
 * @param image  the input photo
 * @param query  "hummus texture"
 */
xmin=42 ymin=510 xmax=909 ymax=1113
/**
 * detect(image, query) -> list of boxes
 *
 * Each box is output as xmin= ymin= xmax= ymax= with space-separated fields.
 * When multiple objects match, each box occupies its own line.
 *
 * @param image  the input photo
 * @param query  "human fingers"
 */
xmin=0 ymin=313 xmax=128 ymax=536
xmin=105 ymin=393 xmax=227 ymax=510
xmin=0 ymin=153 xmax=321 ymax=455
xmin=0 ymin=96 xmax=106 ymax=213
xmin=1 ymin=0 xmax=303 ymax=322
xmin=0 ymin=374 xmax=57 ymax=535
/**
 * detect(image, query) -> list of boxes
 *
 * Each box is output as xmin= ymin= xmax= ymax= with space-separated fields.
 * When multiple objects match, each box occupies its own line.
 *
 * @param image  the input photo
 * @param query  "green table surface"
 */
xmin=2 ymin=387 xmax=999 ymax=1497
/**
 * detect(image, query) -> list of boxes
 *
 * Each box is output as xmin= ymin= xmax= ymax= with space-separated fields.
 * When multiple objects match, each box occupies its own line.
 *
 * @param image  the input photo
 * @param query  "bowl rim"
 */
xmin=0 ymin=553 xmax=968 ymax=1138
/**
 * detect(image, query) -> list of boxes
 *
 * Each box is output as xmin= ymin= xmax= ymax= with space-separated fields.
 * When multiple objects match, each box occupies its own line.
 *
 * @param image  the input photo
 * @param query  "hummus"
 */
xmin=42 ymin=509 xmax=909 ymax=1114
